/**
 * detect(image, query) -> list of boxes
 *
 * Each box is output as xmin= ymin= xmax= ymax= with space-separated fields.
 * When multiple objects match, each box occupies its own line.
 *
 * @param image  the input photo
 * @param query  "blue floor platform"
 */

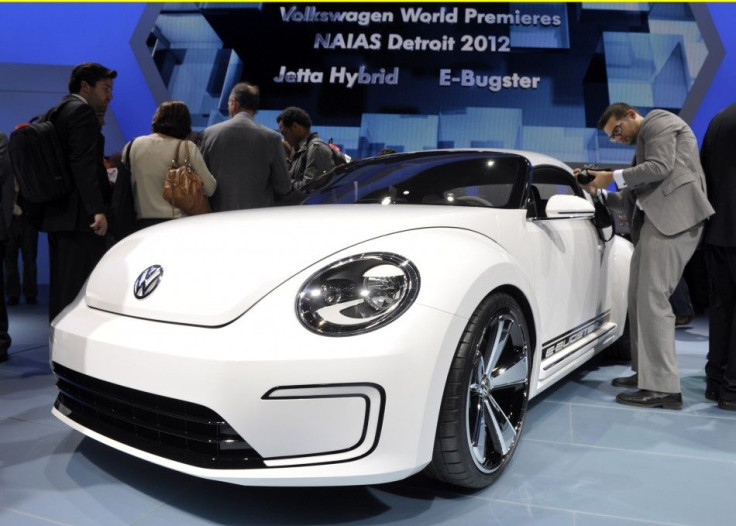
xmin=1 ymin=294 xmax=734 ymax=526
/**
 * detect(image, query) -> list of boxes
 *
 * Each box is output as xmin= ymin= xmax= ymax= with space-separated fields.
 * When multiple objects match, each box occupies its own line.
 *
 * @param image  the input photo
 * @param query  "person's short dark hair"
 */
xmin=597 ymin=102 xmax=637 ymax=130
xmin=378 ymin=148 xmax=397 ymax=156
xmin=68 ymin=62 xmax=117 ymax=94
xmin=276 ymin=106 xmax=312 ymax=130
xmin=151 ymin=100 xmax=192 ymax=139
xmin=230 ymin=82 xmax=260 ymax=112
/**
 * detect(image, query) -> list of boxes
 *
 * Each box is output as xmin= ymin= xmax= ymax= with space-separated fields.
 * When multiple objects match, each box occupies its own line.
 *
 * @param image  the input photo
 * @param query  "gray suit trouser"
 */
xmin=629 ymin=215 xmax=704 ymax=393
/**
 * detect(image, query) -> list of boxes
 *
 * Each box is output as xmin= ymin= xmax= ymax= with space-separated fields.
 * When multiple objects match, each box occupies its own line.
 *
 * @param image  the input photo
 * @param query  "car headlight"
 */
xmin=297 ymin=253 xmax=420 ymax=336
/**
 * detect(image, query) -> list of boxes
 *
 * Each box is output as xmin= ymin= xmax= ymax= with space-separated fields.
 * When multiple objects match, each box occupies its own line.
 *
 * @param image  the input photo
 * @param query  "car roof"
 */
xmin=374 ymin=148 xmax=572 ymax=173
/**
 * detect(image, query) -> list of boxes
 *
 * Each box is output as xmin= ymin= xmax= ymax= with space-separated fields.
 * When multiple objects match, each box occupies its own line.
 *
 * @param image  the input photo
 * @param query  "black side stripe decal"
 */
xmin=542 ymin=311 xmax=609 ymax=360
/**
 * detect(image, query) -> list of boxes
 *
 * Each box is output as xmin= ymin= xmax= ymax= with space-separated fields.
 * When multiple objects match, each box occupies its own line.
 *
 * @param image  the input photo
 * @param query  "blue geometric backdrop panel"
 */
xmin=0 ymin=2 xmax=732 ymax=285
xmin=142 ymin=2 xmax=717 ymax=165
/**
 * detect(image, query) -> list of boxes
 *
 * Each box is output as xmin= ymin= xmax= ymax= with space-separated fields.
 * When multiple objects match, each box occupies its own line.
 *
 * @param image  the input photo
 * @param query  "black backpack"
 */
xmin=108 ymin=138 xmax=137 ymax=242
xmin=8 ymin=100 xmax=74 ymax=203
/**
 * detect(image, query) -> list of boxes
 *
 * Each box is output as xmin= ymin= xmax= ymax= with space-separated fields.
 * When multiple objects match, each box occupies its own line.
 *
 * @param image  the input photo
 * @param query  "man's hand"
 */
xmin=573 ymin=168 xmax=614 ymax=196
xmin=574 ymin=168 xmax=596 ymax=196
xmin=90 ymin=213 xmax=108 ymax=236
xmin=586 ymin=170 xmax=614 ymax=189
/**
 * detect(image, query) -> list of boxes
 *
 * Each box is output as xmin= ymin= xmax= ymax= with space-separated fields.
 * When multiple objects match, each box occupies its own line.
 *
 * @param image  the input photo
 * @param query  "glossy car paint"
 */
xmin=50 ymin=150 xmax=632 ymax=486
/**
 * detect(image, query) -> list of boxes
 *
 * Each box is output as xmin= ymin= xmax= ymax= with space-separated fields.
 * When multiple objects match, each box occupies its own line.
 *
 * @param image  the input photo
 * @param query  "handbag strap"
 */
xmin=166 ymin=139 xmax=194 ymax=217
xmin=171 ymin=139 xmax=192 ymax=168
xmin=182 ymin=140 xmax=191 ymax=165
xmin=122 ymin=137 xmax=136 ymax=168
xmin=171 ymin=139 xmax=184 ymax=168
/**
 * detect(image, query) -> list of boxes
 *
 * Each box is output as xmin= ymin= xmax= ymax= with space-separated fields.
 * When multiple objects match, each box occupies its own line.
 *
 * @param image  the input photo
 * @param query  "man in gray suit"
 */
xmin=201 ymin=82 xmax=291 ymax=211
xmin=582 ymin=103 xmax=714 ymax=409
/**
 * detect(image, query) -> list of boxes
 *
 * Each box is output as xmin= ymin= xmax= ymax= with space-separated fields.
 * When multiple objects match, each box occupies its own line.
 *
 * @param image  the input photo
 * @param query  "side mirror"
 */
xmin=544 ymin=195 xmax=595 ymax=219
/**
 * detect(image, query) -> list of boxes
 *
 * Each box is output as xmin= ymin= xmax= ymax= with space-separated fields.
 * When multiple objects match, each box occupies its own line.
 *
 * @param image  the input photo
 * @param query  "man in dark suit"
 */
xmin=5 ymin=184 xmax=40 ymax=306
xmin=0 ymin=132 xmax=15 ymax=362
xmin=582 ymin=103 xmax=714 ymax=409
xmin=200 ymin=82 xmax=291 ymax=211
xmin=700 ymin=102 xmax=736 ymax=411
xmin=44 ymin=62 xmax=116 ymax=322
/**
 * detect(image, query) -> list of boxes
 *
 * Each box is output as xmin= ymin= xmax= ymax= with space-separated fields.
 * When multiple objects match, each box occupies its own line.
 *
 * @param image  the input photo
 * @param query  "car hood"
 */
xmin=84 ymin=205 xmax=500 ymax=326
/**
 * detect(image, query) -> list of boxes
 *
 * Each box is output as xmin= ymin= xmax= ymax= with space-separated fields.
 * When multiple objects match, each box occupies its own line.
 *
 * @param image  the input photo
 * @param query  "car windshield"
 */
xmin=302 ymin=151 xmax=530 ymax=209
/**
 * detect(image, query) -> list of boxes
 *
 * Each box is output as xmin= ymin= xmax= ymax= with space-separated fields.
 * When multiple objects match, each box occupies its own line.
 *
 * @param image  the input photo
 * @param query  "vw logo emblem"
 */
xmin=134 ymin=265 xmax=164 ymax=299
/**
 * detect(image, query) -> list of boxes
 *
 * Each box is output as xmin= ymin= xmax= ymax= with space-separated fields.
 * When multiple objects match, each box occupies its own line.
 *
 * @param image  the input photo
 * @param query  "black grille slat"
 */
xmin=56 ymin=369 xmax=223 ymax=426
xmin=53 ymin=363 xmax=265 ymax=469
xmin=56 ymin=387 xmax=227 ymax=445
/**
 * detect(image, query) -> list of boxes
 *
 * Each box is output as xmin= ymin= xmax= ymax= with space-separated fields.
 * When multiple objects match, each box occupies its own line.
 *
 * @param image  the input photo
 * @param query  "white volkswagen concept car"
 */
xmin=51 ymin=149 xmax=632 ymax=489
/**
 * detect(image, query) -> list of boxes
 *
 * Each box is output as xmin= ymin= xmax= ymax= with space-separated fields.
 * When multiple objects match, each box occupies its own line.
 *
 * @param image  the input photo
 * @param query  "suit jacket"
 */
xmin=41 ymin=95 xmax=110 ymax=232
xmin=606 ymin=109 xmax=714 ymax=238
xmin=0 ymin=132 xmax=15 ymax=240
xmin=701 ymin=102 xmax=736 ymax=246
xmin=201 ymin=112 xmax=291 ymax=211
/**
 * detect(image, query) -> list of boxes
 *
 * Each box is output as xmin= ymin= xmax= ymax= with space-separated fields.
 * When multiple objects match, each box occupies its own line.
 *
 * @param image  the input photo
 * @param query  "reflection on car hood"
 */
xmin=84 ymin=205 xmax=501 ymax=326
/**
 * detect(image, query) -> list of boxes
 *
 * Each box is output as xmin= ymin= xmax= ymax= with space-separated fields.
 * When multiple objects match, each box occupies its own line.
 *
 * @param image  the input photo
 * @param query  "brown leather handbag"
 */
xmin=162 ymin=140 xmax=210 ymax=216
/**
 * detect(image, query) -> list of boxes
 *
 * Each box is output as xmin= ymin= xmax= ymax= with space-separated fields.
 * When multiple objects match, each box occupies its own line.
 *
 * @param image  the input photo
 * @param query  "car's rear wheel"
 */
xmin=426 ymin=292 xmax=531 ymax=488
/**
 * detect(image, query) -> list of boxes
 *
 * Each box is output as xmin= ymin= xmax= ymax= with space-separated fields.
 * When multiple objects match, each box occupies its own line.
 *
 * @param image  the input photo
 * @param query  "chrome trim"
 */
xmin=262 ymin=383 xmax=385 ymax=467
xmin=541 ymin=312 xmax=615 ymax=371
xmin=466 ymin=311 xmax=529 ymax=473
xmin=133 ymin=265 xmax=164 ymax=299
xmin=296 ymin=252 xmax=420 ymax=337
xmin=527 ymin=215 xmax=595 ymax=222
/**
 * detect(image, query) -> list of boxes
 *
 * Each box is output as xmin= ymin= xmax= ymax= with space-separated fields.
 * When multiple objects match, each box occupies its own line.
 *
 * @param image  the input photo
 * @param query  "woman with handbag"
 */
xmin=124 ymin=101 xmax=216 ymax=230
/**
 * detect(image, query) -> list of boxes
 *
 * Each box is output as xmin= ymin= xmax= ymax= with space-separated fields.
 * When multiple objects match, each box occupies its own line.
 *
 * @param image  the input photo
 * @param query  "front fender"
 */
xmin=608 ymin=235 xmax=633 ymax=335
xmin=322 ymin=227 xmax=540 ymax=464
xmin=336 ymin=226 xmax=540 ymax=329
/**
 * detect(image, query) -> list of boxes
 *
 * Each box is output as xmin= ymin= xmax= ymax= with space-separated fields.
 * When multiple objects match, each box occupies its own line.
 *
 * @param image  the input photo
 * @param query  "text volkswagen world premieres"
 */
xmin=50 ymin=149 xmax=632 ymax=488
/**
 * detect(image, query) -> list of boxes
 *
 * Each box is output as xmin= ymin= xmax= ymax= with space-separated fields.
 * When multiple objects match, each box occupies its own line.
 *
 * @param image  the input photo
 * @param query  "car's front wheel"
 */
xmin=427 ymin=292 xmax=531 ymax=488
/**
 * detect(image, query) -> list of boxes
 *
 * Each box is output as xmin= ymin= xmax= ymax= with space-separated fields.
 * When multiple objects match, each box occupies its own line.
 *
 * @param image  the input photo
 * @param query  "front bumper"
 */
xmin=50 ymin=283 xmax=466 ymax=486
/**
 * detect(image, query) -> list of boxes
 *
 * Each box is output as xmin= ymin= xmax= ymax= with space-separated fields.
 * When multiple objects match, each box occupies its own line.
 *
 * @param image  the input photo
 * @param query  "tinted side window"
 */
xmin=531 ymin=166 xmax=579 ymax=200
xmin=304 ymin=152 xmax=529 ymax=209
xmin=526 ymin=166 xmax=579 ymax=219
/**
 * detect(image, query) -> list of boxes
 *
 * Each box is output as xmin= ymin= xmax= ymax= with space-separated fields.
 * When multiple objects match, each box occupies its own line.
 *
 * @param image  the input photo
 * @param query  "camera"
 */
xmin=576 ymin=169 xmax=596 ymax=185
xmin=575 ymin=164 xmax=609 ymax=185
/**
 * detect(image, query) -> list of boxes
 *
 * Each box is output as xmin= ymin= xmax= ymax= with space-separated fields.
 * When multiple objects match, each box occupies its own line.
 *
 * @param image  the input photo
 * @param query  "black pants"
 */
xmin=4 ymin=214 xmax=39 ymax=300
xmin=670 ymin=277 xmax=693 ymax=318
xmin=0 ymin=241 xmax=10 ymax=354
xmin=705 ymin=245 xmax=736 ymax=401
xmin=47 ymin=231 xmax=107 ymax=322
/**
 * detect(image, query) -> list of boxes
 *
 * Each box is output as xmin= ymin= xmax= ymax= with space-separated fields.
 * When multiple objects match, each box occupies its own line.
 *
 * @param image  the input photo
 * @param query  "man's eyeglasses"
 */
xmin=607 ymin=120 xmax=624 ymax=142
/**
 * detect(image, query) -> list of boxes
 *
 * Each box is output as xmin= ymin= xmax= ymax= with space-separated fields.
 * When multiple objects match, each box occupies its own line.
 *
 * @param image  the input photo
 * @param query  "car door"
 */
xmin=524 ymin=167 xmax=607 ymax=374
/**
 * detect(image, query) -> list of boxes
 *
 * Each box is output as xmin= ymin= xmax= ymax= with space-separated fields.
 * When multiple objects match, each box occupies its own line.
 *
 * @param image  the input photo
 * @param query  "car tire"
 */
xmin=603 ymin=316 xmax=631 ymax=361
xmin=426 ymin=292 xmax=531 ymax=488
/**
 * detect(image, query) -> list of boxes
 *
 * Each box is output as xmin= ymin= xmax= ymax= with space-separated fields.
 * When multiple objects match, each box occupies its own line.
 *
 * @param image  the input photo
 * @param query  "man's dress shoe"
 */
xmin=611 ymin=373 xmax=638 ymax=388
xmin=718 ymin=399 xmax=736 ymax=411
xmin=616 ymin=389 xmax=683 ymax=409
xmin=675 ymin=314 xmax=694 ymax=326
xmin=706 ymin=380 xmax=721 ymax=401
